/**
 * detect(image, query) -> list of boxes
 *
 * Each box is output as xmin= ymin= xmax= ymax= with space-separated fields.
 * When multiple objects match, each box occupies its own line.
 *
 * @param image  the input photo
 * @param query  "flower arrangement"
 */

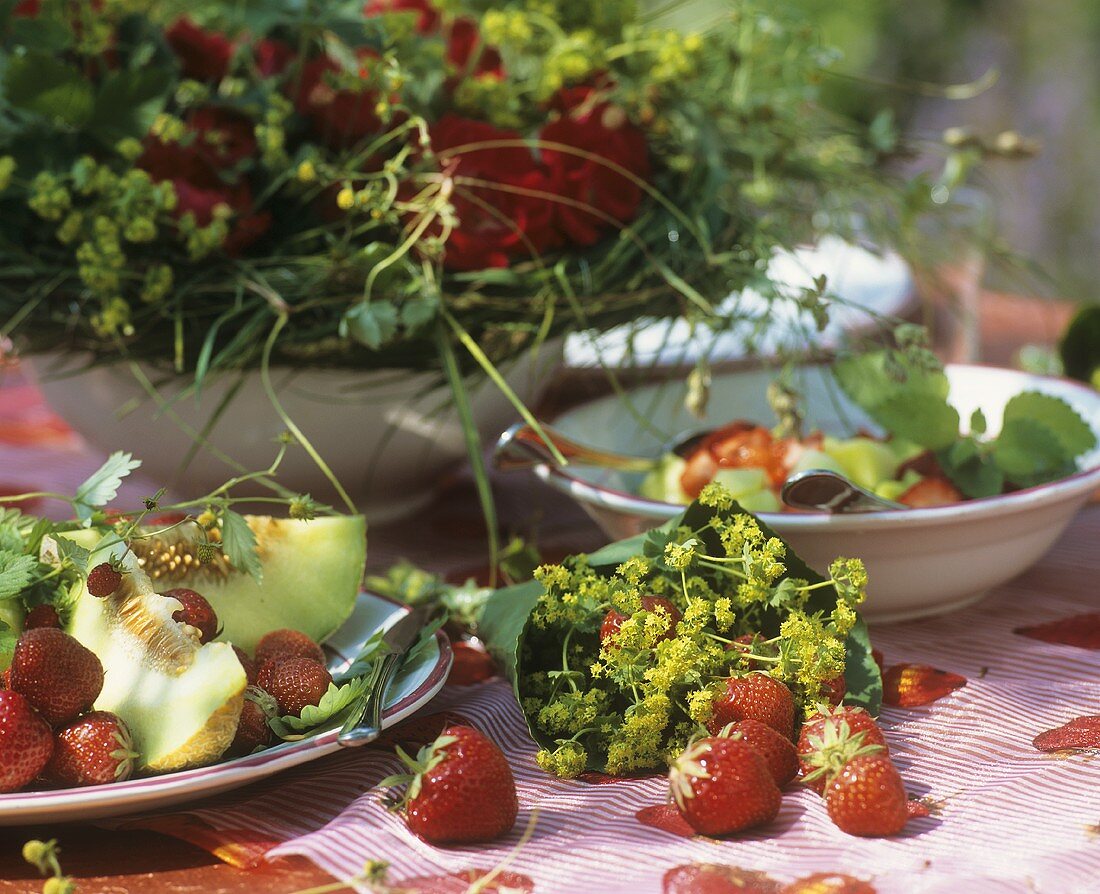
xmin=0 ymin=0 xmax=966 ymax=530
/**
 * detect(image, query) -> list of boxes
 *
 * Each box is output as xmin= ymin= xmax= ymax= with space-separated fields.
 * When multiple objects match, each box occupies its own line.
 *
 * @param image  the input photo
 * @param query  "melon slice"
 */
xmin=55 ymin=538 xmax=247 ymax=773
xmin=66 ymin=515 xmax=366 ymax=653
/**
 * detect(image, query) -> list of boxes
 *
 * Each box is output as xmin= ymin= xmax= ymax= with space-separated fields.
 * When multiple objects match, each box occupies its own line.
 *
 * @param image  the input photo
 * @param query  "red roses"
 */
xmin=427 ymin=88 xmax=650 ymax=271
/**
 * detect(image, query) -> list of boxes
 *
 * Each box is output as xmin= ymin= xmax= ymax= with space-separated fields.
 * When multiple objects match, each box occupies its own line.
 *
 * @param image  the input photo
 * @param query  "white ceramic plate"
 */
xmin=564 ymin=237 xmax=916 ymax=369
xmin=531 ymin=364 xmax=1100 ymax=622
xmin=0 ymin=592 xmax=452 ymax=825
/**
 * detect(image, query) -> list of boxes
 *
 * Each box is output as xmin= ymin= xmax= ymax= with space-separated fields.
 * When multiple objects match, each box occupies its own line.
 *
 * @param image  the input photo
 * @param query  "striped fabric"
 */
xmin=4 ymin=371 xmax=1099 ymax=893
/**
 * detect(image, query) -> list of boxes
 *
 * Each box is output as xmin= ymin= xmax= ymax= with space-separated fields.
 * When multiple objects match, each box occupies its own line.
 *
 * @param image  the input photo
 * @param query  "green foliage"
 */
xmin=1060 ymin=306 xmax=1100 ymax=383
xmin=73 ymin=451 xmax=142 ymax=525
xmin=269 ymin=677 xmax=371 ymax=738
xmin=219 ymin=509 xmax=262 ymax=583
xmin=836 ymin=349 xmax=1097 ymax=496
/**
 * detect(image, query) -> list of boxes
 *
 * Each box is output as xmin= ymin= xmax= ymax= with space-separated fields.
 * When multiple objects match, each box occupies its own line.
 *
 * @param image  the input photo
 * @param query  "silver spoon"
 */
xmin=780 ymin=469 xmax=905 ymax=514
xmin=492 ymin=421 xmax=707 ymax=473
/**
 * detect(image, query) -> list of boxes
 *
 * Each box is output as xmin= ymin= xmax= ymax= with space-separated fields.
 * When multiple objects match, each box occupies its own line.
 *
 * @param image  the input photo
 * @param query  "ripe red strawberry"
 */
xmin=23 ymin=605 xmax=60 ymax=630
xmin=669 ymin=736 xmax=781 ymax=836
xmin=821 ymin=673 xmax=846 ymax=707
xmin=383 ymin=724 xmax=518 ymax=844
xmin=898 ymin=475 xmax=962 ymax=508
xmin=797 ymin=706 xmax=888 ymax=793
xmin=86 ymin=562 xmax=122 ymax=598
xmin=708 ymin=673 xmax=794 ymax=740
xmin=162 ymin=588 xmax=218 ymax=644
xmin=227 ymin=687 xmax=276 ymax=756
xmin=232 ymin=645 xmax=257 ymax=685
xmin=663 ymin=862 xmax=781 ymax=894
xmin=824 ymin=753 xmax=909 ymax=836
xmin=722 ymin=719 xmax=799 ymax=787
xmin=255 ymin=628 xmax=325 ymax=666
xmin=0 ymin=690 xmax=53 ymax=792
xmin=256 ymin=657 xmax=332 ymax=718
xmin=881 ymin=663 xmax=966 ymax=707
xmin=600 ymin=596 xmax=682 ymax=645
xmin=9 ymin=628 xmax=104 ymax=725
xmin=45 ymin=711 xmax=137 ymax=787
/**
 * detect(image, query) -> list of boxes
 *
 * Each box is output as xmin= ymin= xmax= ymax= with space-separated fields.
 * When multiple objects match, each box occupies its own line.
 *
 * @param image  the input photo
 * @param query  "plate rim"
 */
xmin=0 ymin=591 xmax=452 ymax=818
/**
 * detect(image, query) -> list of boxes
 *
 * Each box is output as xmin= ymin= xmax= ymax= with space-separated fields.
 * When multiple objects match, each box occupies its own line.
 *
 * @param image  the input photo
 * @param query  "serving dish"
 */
xmin=530 ymin=364 xmax=1100 ymax=621
xmin=0 ymin=592 xmax=452 ymax=824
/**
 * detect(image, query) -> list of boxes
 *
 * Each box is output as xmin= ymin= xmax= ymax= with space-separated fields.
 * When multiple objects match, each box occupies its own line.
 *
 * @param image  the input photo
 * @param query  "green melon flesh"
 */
xmin=57 ymin=539 xmax=247 ymax=773
xmin=66 ymin=515 xmax=366 ymax=653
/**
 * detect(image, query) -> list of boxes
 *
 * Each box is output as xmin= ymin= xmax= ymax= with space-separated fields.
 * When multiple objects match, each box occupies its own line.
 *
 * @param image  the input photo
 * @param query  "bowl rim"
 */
xmin=533 ymin=362 xmax=1100 ymax=531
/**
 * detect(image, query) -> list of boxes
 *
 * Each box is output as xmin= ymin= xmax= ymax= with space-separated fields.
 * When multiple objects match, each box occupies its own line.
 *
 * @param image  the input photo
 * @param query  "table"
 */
xmin=0 ymin=292 xmax=1087 ymax=893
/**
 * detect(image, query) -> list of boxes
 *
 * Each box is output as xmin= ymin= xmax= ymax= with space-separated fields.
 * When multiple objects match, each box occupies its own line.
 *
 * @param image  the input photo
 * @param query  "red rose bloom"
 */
xmin=427 ymin=114 xmax=560 ymax=271
xmin=165 ymin=17 xmax=235 ymax=83
xmin=137 ymin=139 xmax=270 ymax=255
xmin=541 ymin=90 xmax=650 ymax=246
xmin=187 ymin=107 xmax=258 ymax=170
xmin=254 ymin=38 xmax=296 ymax=77
xmin=293 ymin=54 xmax=388 ymax=150
xmin=363 ymin=0 xmax=440 ymax=33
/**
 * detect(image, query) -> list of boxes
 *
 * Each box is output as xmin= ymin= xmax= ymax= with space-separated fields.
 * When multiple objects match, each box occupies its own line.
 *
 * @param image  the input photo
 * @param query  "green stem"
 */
xmin=261 ymin=316 xmax=356 ymax=514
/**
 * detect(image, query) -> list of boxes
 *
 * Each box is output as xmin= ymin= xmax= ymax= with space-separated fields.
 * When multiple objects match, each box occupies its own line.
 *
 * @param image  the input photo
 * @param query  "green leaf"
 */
xmin=871 ymin=392 xmax=960 ymax=451
xmin=0 ymin=518 xmax=22 ymax=554
xmin=834 ymin=350 xmax=950 ymax=414
xmin=1002 ymin=391 xmax=1096 ymax=458
xmin=0 ymin=620 xmax=15 ymax=672
xmin=88 ymin=68 xmax=173 ymax=144
xmin=993 ymin=418 xmax=1076 ymax=485
xmin=938 ymin=438 xmax=1004 ymax=499
xmin=341 ymin=300 xmax=399 ymax=350
xmin=1059 ymin=305 xmax=1100 ymax=382
xmin=54 ymin=537 xmax=90 ymax=577
xmin=220 ymin=510 xmax=262 ymax=583
xmin=969 ymin=409 xmax=987 ymax=436
xmin=73 ymin=451 xmax=141 ymax=525
xmin=0 ymin=550 xmax=37 ymax=600
xmin=270 ymin=677 xmax=371 ymax=738
xmin=3 ymin=52 xmax=94 ymax=127
xmin=400 ymin=297 xmax=439 ymax=334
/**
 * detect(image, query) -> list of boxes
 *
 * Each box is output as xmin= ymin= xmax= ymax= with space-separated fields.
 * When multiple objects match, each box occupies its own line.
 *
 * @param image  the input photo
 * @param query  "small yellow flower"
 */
xmin=296 ymin=160 xmax=317 ymax=183
xmin=336 ymin=187 xmax=356 ymax=211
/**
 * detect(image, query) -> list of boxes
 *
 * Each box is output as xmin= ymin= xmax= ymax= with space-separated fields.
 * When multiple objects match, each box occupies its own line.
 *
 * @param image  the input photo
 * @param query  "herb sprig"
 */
xmin=835 ymin=350 xmax=1098 ymax=497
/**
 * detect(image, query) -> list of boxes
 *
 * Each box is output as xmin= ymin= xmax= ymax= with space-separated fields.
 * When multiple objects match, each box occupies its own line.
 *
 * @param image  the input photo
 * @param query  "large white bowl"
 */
xmin=530 ymin=365 xmax=1100 ymax=622
xmin=30 ymin=345 xmax=560 ymax=523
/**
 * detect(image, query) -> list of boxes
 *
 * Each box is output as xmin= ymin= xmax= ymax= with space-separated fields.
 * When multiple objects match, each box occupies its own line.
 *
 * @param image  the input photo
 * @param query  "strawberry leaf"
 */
xmin=73 ymin=452 xmax=141 ymax=526
xmin=0 ymin=550 xmax=37 ymax=601
xmin=220 ymin=510 xmax=262 ymax=583
xmin=270 ymin=676 xmax=371 ymax=739
xmin=53 ymin=537 xmax=90 ymax=576
xmin=869 ymin=392 xmax=960 ymax=451
xmin=993 ymin=417 xmax=1077 ymax=485
xmin=1002 ymin=391 xmax=1097 ymax=458
xmin=0 ymin=620 xmax=15 ymax=673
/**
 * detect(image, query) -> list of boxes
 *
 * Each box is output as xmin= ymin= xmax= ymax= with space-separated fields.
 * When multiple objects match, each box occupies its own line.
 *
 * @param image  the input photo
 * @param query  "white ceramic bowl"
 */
xmin=529 ymin=365 xmax=1100 ymax=622
xmin=30 ymin=344 xmax=560 ymax=523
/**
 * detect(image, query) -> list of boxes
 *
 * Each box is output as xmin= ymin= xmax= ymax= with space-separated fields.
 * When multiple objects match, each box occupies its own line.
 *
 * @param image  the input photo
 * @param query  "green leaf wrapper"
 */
xmin=477 ymin=496 xmax=881 ymax=776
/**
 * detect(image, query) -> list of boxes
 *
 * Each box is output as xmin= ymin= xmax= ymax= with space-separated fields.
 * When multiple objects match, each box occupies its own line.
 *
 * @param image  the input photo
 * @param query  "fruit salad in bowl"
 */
xmin=524 ymin=355 xmax=1100 ymax=621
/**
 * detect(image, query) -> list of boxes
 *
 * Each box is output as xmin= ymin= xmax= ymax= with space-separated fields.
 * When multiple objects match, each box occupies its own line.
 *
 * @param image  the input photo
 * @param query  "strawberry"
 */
xmin=9 ymin=628 xmax=104 ymax=725
xmin=824 ymin=753 xmax=909 ymax=836
xmin=0 ymin=690 xmax=53 ymax=792
xmin=663 ymin=863 xmax=781 ymax=894
xmin=23 ymin=605 xmax=60 ymax=630
xmin=600 ymin=596 xmax=682 ymax=645
xmin=669 ymin=736 xmax=781 ymax=836
xmin=782 ymin=873 xmax=876 ymax=894
xmin=256 ymin=657 xmax=332 ymax=718
xmin=797 ymin=706 xmax=888 ymax=793
xmin=680 ymin=448 xmax=719 ymax=499
xmin=708 ymin=673 xmax=794 ymax=740
xmin=161 ymin=588 xmax=218 ymax=644
xmin=45 ymin=711 xmax=138 ymax=787
xmin=897 ymin=476 xmax=962 ymax=508
xmin=727 ymin=632 xmax=777 ymax=670
xmin=382 ymin=724 xmax=518 ymax=844
xmin=254 ymin=628 xmax=325 ymax=666
xmin=232 ymin=645 xmax=257 ymax=685
xmin=881 ymin=663 xmax=966 ymax=707
xmin=227 ymin=687 xmax=276 ymax=756
xmin=722 ymin=719 xmax=799 ymax=787
xmin=821 ymin=673 xmax=846 ymax=707
xmin=86 ymin=562 xmax=122 ymax=598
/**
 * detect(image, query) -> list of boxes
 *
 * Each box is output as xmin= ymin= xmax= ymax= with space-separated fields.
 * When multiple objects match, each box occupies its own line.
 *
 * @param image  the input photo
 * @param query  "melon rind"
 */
xmin=61 ymin=538 xmax=247 ymax=774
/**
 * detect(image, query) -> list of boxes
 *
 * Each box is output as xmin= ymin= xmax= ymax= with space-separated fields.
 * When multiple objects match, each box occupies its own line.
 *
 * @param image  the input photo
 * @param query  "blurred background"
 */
xmin=792 ymin=0 xmax=1096 ymax=302
xmin=666 ymin=0 xmax=1096 ymax=303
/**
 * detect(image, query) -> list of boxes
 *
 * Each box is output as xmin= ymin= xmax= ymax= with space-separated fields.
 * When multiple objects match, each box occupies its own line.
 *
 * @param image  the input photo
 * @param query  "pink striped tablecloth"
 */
xmin=3 ymin=369 xmax=1099 ymax=894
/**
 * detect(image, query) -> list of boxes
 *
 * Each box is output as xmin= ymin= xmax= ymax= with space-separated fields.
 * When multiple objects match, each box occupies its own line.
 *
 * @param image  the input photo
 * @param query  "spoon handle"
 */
xmin=781 ymin=469 xmax=905 ymax=514
xmin=493 ymin=422 xmax=657 ymax=473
